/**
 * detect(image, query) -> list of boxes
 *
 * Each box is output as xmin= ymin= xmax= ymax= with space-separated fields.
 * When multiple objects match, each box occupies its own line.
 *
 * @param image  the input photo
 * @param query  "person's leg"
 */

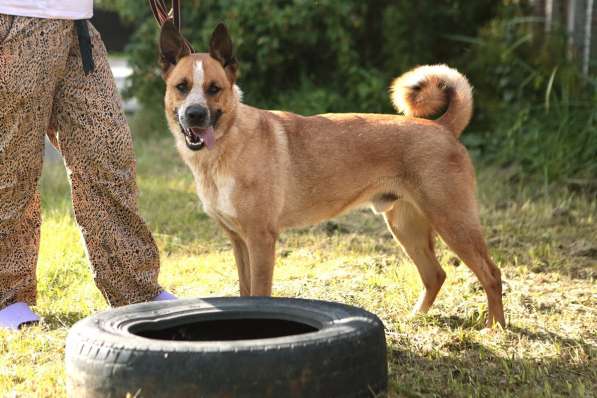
xmin=50 ymin=22 xmax=165 ymax=306
xmin=0 ymin=16 xmax=72 ymax=328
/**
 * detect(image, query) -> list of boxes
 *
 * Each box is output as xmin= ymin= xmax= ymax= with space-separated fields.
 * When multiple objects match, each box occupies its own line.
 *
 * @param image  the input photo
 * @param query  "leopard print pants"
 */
xmin=0 ymin=15 xmax=162 ymax=308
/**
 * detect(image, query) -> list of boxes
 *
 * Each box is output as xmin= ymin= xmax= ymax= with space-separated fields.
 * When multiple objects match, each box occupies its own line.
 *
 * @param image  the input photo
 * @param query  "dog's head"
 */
xmin=159 ymin=22 xmax=241 ymax=151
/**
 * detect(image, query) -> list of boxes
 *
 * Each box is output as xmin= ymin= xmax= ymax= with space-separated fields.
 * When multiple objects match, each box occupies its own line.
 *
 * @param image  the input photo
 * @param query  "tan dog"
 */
xmin=158 ymin=22 xmax=505 ymax=327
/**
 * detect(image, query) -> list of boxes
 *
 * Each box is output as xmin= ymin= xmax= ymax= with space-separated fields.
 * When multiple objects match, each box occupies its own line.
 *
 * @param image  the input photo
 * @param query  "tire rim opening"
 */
xmin=130 ymin=317 xmax=320 ymax=341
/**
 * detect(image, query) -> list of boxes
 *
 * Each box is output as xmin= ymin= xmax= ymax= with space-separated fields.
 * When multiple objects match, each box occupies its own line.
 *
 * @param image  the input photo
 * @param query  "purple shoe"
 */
xmin=153 ymin=290 xmax=177 ymax=301
xmin=0 ymin=302 xmax=40 ymax=330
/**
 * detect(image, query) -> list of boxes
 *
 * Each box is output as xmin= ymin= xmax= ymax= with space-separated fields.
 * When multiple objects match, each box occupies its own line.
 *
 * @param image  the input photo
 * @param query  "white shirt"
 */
xmin=0 ymin=0 xmax=93 ymax=20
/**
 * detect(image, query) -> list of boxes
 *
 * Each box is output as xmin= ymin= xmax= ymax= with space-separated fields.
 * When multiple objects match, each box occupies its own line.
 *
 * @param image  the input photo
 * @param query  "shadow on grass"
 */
xmin=432 ymin=314 xmax=596 ymax=350
xmin=387 ymin=327 xmax=595 ymax=397
xmin=506 ymin=323 xmax=597 ymax=351
xmin=41 ymin=311 xmax=88 ymax=330
xmin=428 ymin=314 xmax=487 ymax=330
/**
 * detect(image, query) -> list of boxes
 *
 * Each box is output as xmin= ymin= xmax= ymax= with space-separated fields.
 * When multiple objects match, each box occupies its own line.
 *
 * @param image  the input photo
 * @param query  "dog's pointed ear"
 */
xmin=209 ymin=23 xmax=237 ymax=83
xmin=159 ymin=20 xmax=191 ymax=77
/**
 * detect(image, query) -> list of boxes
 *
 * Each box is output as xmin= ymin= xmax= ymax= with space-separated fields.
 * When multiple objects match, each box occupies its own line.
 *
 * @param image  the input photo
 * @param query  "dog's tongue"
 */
xmin=192 ymin=127 xmax=215 ymax=150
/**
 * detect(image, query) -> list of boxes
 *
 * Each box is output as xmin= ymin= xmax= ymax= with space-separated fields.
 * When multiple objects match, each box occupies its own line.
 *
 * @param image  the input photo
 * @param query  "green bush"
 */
xmin=457 ymin=3 xmax=597 ymax=181
xmin=101 ymin=1 xmax=596 ymax=181
xmin=100 ymin=0 xmax=497 ymax=114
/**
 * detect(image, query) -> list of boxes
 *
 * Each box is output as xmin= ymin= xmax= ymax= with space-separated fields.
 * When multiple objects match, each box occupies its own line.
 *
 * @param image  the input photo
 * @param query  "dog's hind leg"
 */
xmin=433 ymin=218 xmax=504 ymax=327
xmin=222 ymin=227 xmax=251 ymax=296
xmin=384 ymin=201 xmax=446 ymax=315
xmin=415 ymin=181 xmax=505 ymax=328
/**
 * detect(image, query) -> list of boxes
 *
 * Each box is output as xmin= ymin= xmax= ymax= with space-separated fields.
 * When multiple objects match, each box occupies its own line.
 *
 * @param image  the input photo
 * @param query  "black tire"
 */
xmin=65 ymin=297 xmax=387 ymax=398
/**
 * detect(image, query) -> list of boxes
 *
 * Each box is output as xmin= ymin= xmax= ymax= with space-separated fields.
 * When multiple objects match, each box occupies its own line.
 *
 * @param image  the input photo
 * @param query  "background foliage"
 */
xmin=99 ymin=0 xmax=596 ymax=182
xmin=4 ymin=3 xmax=595 ymax=396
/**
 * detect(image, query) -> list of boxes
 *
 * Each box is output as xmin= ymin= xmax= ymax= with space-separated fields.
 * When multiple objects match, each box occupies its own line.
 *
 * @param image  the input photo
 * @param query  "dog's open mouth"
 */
xmin=181 ymin=126 xmax=215 ymax=151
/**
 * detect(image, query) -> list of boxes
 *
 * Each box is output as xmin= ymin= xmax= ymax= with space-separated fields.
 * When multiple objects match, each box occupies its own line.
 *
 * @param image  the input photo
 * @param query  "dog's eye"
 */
xmin=207 ymin=83 xmax=221 ymax=96
xmin=176 ymin=81 xmax=188 ymax=93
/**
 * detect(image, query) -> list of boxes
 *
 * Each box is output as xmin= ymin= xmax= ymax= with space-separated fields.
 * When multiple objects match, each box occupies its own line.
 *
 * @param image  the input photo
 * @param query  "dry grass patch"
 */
xmin=1 ymin=138 xmax=595 ymax=397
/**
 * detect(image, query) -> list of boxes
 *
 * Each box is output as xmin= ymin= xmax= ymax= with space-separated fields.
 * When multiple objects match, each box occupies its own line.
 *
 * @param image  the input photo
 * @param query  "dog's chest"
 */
xmin=194 ymin=172 xmax=239 ymax=229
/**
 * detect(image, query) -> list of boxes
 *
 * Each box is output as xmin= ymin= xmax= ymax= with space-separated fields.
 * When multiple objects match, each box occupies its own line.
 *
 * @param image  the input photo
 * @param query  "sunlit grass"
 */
xmin=1 ymin=136 xmax=595 ymax=397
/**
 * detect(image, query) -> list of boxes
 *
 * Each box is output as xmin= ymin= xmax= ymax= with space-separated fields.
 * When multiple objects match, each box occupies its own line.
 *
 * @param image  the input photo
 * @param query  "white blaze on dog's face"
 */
xmin=159 ymin=22 xmax=240 ymax=152
xmin=179 ymin=60 xmax=207 ymax=127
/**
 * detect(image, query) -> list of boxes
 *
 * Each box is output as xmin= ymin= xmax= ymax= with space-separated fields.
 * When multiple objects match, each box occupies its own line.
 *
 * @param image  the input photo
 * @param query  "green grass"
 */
xmin=1 ymin=135 xmax=596 ymax=397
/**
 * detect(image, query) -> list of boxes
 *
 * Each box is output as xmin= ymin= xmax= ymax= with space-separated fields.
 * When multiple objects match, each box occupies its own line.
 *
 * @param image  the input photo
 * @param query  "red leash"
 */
xmin=148 ymin=0 xmax=194 ymax=52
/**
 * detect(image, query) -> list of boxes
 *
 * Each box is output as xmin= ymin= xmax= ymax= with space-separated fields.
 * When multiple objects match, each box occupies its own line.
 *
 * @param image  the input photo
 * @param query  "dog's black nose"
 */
xmin=185 ymin=106 xmax=208 ymax=125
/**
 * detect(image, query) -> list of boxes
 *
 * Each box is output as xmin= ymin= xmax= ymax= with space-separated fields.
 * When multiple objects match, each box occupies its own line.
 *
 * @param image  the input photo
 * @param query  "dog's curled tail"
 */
xmin=389 ymin=64 xmax=473 ymax=138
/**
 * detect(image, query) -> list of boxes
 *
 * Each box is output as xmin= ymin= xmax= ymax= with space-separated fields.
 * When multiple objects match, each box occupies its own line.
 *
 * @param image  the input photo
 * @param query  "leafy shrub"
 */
xmin=100 ymin=1 xmax=595 ymax=181
xmin=457 ymin=3 xmax=597 ymax=181
xmin=99 ymin=0 xmax=497 ymax=114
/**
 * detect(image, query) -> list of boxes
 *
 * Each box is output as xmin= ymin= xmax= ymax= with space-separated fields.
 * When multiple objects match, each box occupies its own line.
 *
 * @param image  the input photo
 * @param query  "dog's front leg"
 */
xmin=221 ymin=226 xmax=251 ymax=296
xmin=246 ymin=229 xmax=277 ymax=296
